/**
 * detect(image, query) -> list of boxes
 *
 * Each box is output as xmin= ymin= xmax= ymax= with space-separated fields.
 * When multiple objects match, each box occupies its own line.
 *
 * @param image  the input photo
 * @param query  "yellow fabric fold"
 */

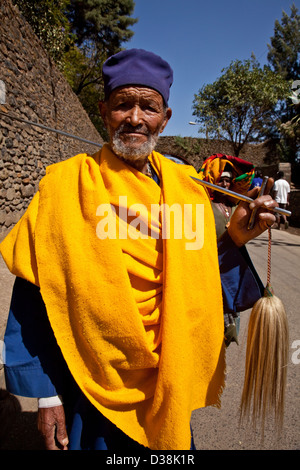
xmin=0 ymin=144 xmax=225 ymax=449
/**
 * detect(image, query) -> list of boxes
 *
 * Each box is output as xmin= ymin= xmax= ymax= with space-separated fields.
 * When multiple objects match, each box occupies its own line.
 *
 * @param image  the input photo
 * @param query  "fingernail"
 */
xmin=264 ymin=201 xmax=271 ymax=207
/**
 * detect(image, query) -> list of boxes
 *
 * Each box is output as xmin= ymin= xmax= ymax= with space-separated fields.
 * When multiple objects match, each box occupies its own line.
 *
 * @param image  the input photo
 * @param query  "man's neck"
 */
xmin=120 ymin=155 xmax=149 ymax=174
xmin=131 ymin=158 xmax=149 ymax=174
xmin=108 ymin=144 xmax=150 ymax=174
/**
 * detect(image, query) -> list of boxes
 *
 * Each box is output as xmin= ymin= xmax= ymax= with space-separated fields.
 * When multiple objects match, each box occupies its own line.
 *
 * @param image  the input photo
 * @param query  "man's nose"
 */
xmin=126 ymin=106 xmax=143 ymax=126
xmin=219 ymin=180 xmax=230 ymax=188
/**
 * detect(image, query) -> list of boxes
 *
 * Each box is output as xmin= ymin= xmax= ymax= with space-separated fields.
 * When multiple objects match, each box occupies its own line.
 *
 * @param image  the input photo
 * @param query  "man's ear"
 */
xmin=160 ymin=107 xmax=172 ymax=133
xmin=98 ymin=101 xmax=107 ymax=126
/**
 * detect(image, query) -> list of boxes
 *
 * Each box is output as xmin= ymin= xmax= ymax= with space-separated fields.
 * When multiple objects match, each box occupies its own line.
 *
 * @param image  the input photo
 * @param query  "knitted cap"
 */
xmin=102 ymin=49 xmax=173 ymax=104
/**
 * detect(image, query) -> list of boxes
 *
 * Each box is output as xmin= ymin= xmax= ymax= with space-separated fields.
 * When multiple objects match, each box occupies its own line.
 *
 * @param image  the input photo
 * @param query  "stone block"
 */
xmin=21 ymin=184 xmax=34 ymax=198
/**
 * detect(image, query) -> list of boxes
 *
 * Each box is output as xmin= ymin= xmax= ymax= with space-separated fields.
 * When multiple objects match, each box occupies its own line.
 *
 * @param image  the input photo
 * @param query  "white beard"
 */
xmin=110 ymin=125 xmax=159 ymax=164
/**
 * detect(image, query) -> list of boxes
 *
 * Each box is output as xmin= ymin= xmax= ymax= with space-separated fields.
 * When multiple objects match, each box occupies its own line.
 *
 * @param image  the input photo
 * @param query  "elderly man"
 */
xmin=0 ymin=49 xmax=276 ymax=451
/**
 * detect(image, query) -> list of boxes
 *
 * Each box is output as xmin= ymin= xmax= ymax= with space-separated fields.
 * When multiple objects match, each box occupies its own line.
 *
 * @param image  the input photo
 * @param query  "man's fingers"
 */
xmin=37 ymin=405 xmax=68 ymax=450
xmin=37 ymin=415 xmax=57 ymax=450
xmin=43 ymin=426 xmax=59 ymax=450
xmin=248 ymin=177 xmax=274 ymax=201
xmin=228 ymin=177 xmax=278 ymax=246
xmin=55 ymin=412 xmax=69 ymax=450
xmin=258 ymin=211 xmax=276 ymax=228
xmin=247 ymin=186 xmax=260 ymax=200
xmin=249 ymin=194 xmax=278 ymax=212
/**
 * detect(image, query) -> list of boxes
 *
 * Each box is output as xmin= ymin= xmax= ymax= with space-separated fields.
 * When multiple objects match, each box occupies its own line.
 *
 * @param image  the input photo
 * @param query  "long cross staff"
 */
xmin=190 ymin=176 xmax=291 ymax=219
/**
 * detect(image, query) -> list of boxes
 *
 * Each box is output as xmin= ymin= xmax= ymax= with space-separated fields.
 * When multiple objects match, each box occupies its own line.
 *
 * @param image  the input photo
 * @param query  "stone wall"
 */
xmin=155 ymin=136 xmax=279 ymax=171
xmin=0 ymin=0 xmax=103 ymax=234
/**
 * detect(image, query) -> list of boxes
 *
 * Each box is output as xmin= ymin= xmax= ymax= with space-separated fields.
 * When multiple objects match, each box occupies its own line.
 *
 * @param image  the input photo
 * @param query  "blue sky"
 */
xmin=123 ymin=0 xmax=298 ymax=137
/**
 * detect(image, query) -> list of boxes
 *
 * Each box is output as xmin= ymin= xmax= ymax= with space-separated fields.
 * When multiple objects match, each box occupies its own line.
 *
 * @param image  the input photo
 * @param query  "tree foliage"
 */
xmin=267 ymin=3 xmax=300 ymax=81
xmin=267 ymin=4 xmax=300 ymax=162
xmin=13 ymin=0 xmax=137 ymax=140
xmin=192 ymin=58 xmax=290 ymax=157
xmin=63 ymin=1 xmax=137 ymax=140
xmin=13 ymin=0 xmax=73 ymax=68
xmin=66 ymin=0 xmax=137 ymax=56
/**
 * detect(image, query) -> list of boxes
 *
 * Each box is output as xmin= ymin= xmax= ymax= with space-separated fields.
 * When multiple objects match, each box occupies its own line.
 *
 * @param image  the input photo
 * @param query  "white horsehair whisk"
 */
xmin=240 ymin=227 xmax=289 ymax=435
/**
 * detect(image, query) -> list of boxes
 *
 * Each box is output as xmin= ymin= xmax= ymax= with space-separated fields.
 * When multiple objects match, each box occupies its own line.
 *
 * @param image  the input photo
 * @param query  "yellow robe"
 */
xmin=0 ymin=144 xmax=225 ymax=450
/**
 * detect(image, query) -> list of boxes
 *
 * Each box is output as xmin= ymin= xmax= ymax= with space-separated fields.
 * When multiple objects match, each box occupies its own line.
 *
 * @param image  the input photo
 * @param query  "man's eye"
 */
xmin=116 ymin=102 xmax=129 ymax=109
xmin=143 ymin=104 xmax=159 ymax=112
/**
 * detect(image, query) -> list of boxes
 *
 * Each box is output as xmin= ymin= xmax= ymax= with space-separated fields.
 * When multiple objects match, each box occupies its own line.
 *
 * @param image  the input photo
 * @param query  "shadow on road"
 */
xmin=249 ymin=238 xmax=300 ymax=248
xmin=0 ymin=389 xmax=45 ymax=450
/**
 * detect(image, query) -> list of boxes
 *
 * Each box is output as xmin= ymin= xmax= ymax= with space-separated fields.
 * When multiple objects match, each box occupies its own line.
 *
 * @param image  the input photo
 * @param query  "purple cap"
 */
xmin=102 ymin=49 xmax=173 ymax=105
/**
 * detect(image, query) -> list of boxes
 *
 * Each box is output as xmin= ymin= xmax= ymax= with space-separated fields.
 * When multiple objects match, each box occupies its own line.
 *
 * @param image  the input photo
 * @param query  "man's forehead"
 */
xmin=109 ymin=86 xmax=164 ymax=103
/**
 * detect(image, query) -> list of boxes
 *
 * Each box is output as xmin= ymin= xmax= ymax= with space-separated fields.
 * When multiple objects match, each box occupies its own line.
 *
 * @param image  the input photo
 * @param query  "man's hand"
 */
xmin=37 ymin=405 xmax=69 ymax=450
xmin=228 ymin=179 xmax=278 ymax=247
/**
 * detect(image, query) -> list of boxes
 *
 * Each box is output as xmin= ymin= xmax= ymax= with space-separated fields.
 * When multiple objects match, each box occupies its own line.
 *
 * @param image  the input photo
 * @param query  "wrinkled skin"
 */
xmin=38 ymin=406 xmax=68 ymax=450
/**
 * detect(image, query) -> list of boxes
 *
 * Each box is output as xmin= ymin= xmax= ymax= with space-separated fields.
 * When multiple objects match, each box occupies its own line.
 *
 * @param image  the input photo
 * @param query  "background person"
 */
xmin=199 ymin=154 xmax=255 ymax=346
xmin=212 ymin=167 xmax=238 ymax=345
xmin=211 ymin=166 xmax=236 ymax=237
xmin=249 ymin=169 xmax=263 ymax=190
xmin=273 ymin=171 xmax=290 ymax=229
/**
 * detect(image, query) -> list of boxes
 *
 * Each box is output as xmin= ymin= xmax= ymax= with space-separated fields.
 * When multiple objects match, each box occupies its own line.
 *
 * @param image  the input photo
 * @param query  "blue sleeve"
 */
xmin=217 ymin=231 xmax=264 ymax=313
xmin=4 ymin=277 xmax=70 ymax=398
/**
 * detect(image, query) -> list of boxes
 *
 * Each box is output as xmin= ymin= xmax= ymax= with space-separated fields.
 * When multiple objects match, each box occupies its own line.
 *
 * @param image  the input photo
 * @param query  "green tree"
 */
xmin=192 ymin=58 xmax=290 ymax=157
xmin=13 ymin=0 xmax=73 ymax=68
xmin=63 ymin=44 xmax=109 ymax=139
xmin=267 ymin=3 xmax=300 ymax=81
xmin=13 ymin=0 xmax=138 ymax=140
xmin=63 ymin=1 xmax=137 ymax=140
xmin=66 ymin=0 xmax=137 ymax=56
xmin=267 ymin=4 xmax=300 ymax=163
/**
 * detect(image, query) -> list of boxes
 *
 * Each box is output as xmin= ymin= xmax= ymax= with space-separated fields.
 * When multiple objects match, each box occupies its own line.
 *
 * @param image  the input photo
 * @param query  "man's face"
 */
xmin=217 ymin=176 xmax=232 ymax=190
xmin=99 ymin=86 xmax=172 ymax=164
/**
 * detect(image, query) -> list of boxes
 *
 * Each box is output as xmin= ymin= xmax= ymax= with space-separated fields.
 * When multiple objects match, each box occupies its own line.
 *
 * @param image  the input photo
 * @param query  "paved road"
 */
xmin=0 ymin=229 xmax=299 ymax=450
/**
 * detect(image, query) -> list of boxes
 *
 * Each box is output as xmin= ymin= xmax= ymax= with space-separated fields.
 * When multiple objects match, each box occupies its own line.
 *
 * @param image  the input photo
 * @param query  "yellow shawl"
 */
xmin=0 ymin=144 xmax=225 ymax=450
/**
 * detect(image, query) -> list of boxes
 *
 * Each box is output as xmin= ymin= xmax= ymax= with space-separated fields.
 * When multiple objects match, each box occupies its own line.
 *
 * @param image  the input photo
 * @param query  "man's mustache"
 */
xmin=117 ymin=123 xmax=150 ymax=136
